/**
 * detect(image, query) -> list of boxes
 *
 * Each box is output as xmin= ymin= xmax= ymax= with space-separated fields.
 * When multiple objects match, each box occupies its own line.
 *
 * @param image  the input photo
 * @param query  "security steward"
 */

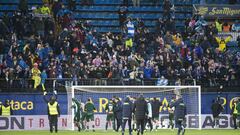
xmin=231 ymin=98 xmax=238 ymax=129
xmin=0 ymin=100 xmax=12 ymax=116
xmin=47 ymin=96 xmax=60 ymax=133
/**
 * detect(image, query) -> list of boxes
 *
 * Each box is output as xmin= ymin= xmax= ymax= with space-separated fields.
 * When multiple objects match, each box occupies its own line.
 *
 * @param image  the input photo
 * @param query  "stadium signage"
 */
xmin=0 ymin=116 xmax=70 ymax=130
xmin=193 ymin=5 xmax=240 ymax=18
xmin=0 ymin=93 xmax=239 ymax=115
xmin=0 ymin=115 xmax=238 ymax=130
xmin=9 ymin=100 xmax=33 ymax=111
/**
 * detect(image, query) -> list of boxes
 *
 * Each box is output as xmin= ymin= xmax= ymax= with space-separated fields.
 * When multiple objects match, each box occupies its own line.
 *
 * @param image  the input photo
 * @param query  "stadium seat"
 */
xmin=0 ymin=0 xmax=19 ymax=4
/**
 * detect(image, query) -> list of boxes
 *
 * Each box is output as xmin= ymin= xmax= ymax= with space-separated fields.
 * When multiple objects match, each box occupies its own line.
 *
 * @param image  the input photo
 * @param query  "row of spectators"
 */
xmin=0 ymin=0 xmax=239 ymax=90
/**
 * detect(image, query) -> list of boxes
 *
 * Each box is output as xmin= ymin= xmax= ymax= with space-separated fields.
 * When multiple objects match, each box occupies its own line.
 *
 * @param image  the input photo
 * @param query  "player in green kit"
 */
xmin=85 ymin=97 xmax=96 ymax=132
xmin=72 ymin=98 xmax=85 ymax=131
xmin=105 ymin=98 xmax=115 ymax=131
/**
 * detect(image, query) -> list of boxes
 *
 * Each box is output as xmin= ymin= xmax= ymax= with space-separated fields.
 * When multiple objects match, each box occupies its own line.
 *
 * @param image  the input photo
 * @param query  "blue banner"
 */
xmin=0 ymin=93 xmax=68 ymax=115
xmin=0 ymin=92 xmax=239 ymax=115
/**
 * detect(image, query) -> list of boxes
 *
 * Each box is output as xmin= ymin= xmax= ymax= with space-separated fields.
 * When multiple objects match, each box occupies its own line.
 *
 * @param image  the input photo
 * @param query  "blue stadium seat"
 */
xmin=0 ymin=5 xmax=18 ymax=11
xmin=28 ymin=0 xmax=43 ymax=4
xmin=76 ymin=6 xmax=118 ymax=12
xmin=0 ymin=0 xmax=19 ymax=4
xmin=227 ymin=41 xmax=238 ymax=47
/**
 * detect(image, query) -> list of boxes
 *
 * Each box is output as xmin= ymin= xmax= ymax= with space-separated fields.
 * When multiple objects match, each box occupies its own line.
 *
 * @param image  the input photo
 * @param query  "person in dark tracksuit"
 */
xmin=170 ymin=95 xmax=186 ymax=135
xmin=122 ymin=96 xmax=133 ymax=135
xmin=114 ymin=97 xmax=123 ymax=132
xmin=151 ymin=97 xmax=162 ymax=130
xmin=211 ymin=99 xmax=223 ymax=128
xmin=133 ymin=94 xmax=148 ymax=135
xmin=44 ymin=95 xmax=60 ymax=133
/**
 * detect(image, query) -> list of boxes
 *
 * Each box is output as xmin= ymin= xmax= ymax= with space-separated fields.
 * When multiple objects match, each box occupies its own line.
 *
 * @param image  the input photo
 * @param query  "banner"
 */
xmin=0 ymin=114 xmax=238 ymax=130
xmin=0 ymin=94 xmax=68 ymax=115
xmin=0 ymin=93 xmax=239 ymax=115
xmin=193 ymin=5 xmax=240 ymax=18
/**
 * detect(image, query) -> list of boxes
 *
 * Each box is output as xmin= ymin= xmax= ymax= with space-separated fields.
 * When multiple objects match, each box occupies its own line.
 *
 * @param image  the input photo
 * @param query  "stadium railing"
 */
xmin=0 ymin=78 xmax=239 ymax=92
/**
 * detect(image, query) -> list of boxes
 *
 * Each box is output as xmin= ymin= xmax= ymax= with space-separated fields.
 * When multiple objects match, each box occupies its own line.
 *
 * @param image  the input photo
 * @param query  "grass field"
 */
xmin=0 ymin=130 xmax=239 ymax=135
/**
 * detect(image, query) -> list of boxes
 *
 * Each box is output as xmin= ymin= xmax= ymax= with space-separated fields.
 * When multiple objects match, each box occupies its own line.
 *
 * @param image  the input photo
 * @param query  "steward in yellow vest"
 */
xmin=231 ymin=99 xmax=239 ymax=129
xmin=0 ymin=100 xmax=12 ymax=116
xmin=45 ymin=95 xmax=60 ymax=133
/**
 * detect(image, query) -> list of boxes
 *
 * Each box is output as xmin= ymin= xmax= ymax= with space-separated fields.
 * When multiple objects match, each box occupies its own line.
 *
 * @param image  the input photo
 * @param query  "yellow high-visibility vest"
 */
xmin=48 ymin=102 xmax=58 ymax=115
xmin=233 ymin=103 xmax=238 ymax=114
xmin=2 ymin=106 xmax=11 ymax=116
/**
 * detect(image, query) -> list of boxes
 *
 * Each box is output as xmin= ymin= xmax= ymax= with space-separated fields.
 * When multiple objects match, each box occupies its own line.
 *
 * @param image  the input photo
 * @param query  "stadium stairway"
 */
xmin=0 ymin=0 xmax=239 ymax=33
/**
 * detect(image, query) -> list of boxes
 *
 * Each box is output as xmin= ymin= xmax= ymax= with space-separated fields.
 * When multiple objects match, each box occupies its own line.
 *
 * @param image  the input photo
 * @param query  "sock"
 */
xmin=105 ymin=122 xmax=108 ymax=130
xmin=178 ymin=128 xmax=181 ymax=135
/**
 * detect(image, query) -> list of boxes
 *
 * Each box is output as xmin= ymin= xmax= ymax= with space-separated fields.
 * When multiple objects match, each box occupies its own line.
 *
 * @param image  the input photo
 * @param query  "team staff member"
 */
xmin=114 ymin=97 xmax=123 ymax=132
xmin=0 ymin=100 xmax=12 ymax=116
xmin=211 ymin=99 xmax=223 ymax=128
xmin=133 ymin=94 xmax=148 ymax=135
xmin=170 ymin=95 xmax=186 ymax=135
xmin=151 ymin=97 xmax=162 ymax=130
xmin=122 ymin=96 xmax=133 ymax=135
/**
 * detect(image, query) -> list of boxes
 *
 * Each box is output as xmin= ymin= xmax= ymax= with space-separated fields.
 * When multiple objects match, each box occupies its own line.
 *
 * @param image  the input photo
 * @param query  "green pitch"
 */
xmin=0 ymin=130 xmax=238 ymax=135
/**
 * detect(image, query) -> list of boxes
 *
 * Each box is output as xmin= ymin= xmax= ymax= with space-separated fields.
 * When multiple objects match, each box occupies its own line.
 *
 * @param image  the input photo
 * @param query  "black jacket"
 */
xmin=170 ymin=98 xmax=186 ymax=121
xmin=122 ymin=97 xmax=133 ymax=119
xmin=114 ymin=100 xmax=123 ymax=119
xmin=151 ymin=99 xmax=162 ymax=117
xmin=211 ymin=102 xmax=223 ymax=117
xmin=133 ymin=96 xmax=148 ymax=120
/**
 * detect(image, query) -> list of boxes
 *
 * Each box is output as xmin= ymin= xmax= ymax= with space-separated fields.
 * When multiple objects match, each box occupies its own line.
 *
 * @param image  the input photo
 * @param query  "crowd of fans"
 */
xmin=0 ymin=0 xmax=240 ymax=91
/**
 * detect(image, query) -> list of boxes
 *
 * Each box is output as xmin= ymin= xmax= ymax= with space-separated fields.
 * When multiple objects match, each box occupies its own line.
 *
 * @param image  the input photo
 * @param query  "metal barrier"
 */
xmin=0 ymin=78 xmax=239 ymax=92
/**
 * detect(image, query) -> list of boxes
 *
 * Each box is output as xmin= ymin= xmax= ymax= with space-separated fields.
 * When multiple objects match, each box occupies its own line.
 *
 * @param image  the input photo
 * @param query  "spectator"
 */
xmin=215 ymin=35 xmax=232 ymax=52
xmin=41 ymin=69 xmax=47 ymax=91
xmin=232 ymin=21 xmax=240 ymax=32
xmin=31 ymin=63 xmax=41 ymax=90
xmin=52 ymin=0 xmax=62 ymax=20
xmin=92 ymin=55 xmax=103 ymax=67
xmin=163 ymin=0 xmax=172 ymax=20
xmin=215 ymin=19 xmax=223 ymax=33
xmin=237 ymin=36 xmax=240 ymax=47
xmin=40 ymin=4 xmax=51 ymax=15
xmin=81 ymin=0 xmax=94 ymax=6
xmin=119 ymin=6 xmax=127 ymax=31
xmin=19 ymin=0 xmax=28 ymax=14
xmin=222 ymin=22 xmax=231 ymax=32
xmin=68 ymin=0 xmax=76 ymax=11
xmin=156 ymin=76 xmax=168 ymax=86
